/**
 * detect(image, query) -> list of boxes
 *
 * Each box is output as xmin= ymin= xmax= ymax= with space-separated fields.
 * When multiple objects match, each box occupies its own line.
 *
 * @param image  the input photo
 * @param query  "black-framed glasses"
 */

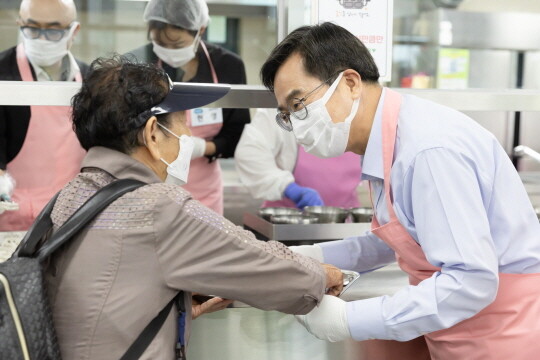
xmin=275 ymin=72 xmax=343 ymax=132
xmin=20 ymin=23 xmax=75 ymax=42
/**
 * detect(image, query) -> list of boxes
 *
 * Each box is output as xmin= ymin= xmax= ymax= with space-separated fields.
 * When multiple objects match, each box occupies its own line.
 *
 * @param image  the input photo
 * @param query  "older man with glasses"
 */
xmin=0 ymin=0 xmax=88 ymax=230
xmin=260 ymin=22 xmax=540 ymax=360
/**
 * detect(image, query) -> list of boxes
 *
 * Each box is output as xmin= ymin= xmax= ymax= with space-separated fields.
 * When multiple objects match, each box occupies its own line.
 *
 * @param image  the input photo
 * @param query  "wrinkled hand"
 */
xmin=284 ymin=182 xmax=324 ymax=209
xmin=191 ymin=294 xmax=233 ymax=320
xmin=295 ymin=295 xmax=351 ymax=342
xmin=322 ymin=264 xmax=343 ymax=296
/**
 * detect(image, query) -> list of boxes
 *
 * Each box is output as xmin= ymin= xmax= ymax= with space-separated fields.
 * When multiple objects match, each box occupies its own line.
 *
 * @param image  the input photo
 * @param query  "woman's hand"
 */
xmin=322 ymin=264 xmax=344 ymax=296
xmin=191 ymin=294 xmax=233 ymax=320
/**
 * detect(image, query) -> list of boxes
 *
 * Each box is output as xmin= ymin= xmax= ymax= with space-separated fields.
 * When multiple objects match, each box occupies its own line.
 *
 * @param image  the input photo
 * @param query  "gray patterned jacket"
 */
xmin=45 ymin=146 xmax=325 ymax=360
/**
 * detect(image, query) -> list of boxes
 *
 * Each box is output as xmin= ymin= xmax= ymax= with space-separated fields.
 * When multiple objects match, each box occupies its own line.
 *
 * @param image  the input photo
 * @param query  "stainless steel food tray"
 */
xmin=243 ymin=212 xmax=371 ymax=241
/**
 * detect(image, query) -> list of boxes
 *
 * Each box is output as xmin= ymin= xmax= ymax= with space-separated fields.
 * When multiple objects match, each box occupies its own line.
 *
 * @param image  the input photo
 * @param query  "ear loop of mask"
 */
xmin=141 ymin=120 xmax=177 ymax=150
xmin=156 ymin=122 xmax=181 ymax=167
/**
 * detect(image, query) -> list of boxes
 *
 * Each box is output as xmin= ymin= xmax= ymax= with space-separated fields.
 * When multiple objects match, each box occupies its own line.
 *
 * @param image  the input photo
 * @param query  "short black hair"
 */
xmin=71 ymin=55 xmax=171 ymax=153
xmin=260 ymin=22 xmax=380 ymax=90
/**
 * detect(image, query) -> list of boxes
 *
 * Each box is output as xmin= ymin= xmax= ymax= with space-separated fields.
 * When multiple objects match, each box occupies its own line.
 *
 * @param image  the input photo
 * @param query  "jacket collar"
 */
xmin=81 ymin=146 xmax=162 ymax=184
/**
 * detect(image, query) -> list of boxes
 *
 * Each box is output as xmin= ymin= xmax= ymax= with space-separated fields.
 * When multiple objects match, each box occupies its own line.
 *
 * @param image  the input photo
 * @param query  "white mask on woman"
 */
xmin=152 ymin=31 xmax=200 ymax=68
xmin=157 ymin=123 xmax=194 ymax=185
xmin=22 ymin=24 xmax=77 ymax=67
xmin=290 ymin=72 xmax=360 ymax=158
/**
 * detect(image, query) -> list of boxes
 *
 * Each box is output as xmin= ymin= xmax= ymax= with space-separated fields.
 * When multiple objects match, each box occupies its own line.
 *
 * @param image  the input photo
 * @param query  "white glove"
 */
xmin=0 ymin=172 xmax=16 ymax=200
xmin=295 ymin=295 xmax=351 ymax=342
xmin=289 ymin=244 xmax=324 ymax=262
xmin=191 ymin=136 xmax=207 ymax=159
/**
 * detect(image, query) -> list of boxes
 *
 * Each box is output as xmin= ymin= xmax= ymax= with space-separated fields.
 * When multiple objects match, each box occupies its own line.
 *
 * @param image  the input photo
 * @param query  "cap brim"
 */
xmin=151 ymin=82 xmax=231 ymax=115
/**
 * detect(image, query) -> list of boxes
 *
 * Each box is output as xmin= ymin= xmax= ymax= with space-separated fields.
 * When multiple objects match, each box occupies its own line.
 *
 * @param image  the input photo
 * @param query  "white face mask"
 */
xmin=21 ymin=24 xmax=77 ymax=67
xmin=157 ymin=123 xmax=194 ymax=185
xmin=152 ymin=32 xmax=200 ymax=68
xmin=290 ymin=72 xmax=360 ymax=158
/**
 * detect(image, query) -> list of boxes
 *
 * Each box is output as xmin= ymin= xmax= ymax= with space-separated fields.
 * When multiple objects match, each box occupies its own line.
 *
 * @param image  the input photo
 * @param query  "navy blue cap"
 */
xmin=149 ymin=77 xmax=231 ymax=115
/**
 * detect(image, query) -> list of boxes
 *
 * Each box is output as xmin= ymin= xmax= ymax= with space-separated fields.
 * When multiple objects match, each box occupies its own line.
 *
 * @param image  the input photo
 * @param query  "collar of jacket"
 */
xmin=81 ymin=146 xmax=162 ymax=184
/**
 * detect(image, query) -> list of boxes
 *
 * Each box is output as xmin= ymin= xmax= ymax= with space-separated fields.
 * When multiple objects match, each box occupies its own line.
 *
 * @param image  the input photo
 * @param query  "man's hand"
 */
xmin=322 ymin=264 xmax=343 ymax=296
xmin=191 ymin=294 xmax=233 ymax=320
xmin=295 ymin=295 xmax=351 ymax=342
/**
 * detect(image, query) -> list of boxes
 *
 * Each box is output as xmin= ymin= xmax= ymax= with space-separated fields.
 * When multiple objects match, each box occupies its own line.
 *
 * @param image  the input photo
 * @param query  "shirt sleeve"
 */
xmin=153 ymin=190 xmax=326 ymax=315
xmin=346 ymin=147 xmax=499 ymax=341
xmin=234 ymin=109 xmax=295 ymax=201
xmin=318 ymin=232 xmax=395 ymax=273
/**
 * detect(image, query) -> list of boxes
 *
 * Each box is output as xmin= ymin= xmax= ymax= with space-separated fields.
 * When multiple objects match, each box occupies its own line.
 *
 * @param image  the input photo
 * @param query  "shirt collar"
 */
xmin=361 ymin=87 xmax=386 ymax=181
xmin=81 ymin=147 xmax=163 ymax=184
xmin=30 ymin=52 xmax=79 ymax=81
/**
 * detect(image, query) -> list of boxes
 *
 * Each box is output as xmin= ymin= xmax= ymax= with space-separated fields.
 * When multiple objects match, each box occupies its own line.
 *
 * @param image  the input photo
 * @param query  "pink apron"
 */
xmin=0 ymin=44 xmax=85 ymax=231
xmin=263 ymin=146 xmax=361 ymax=208
xmin=176 ymin=42 xmax=224 ymax=214
xmin=370 ymin=88 xmax=540 ymax=359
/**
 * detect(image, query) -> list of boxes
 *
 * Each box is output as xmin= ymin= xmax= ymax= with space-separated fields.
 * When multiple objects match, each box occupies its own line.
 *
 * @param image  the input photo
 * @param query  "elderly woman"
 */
xmin=44 ymin=56 xmax=341 ymax=360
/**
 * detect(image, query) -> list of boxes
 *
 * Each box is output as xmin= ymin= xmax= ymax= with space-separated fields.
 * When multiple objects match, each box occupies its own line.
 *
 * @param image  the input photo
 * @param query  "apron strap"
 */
xmin=200 ymin=42 xmax=218 ymax=84
xmin=16 ymin=44 xmax=34 ymax=82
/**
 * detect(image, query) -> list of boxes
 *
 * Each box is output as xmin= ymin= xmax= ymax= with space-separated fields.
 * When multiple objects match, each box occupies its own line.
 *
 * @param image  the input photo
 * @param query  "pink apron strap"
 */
xmin=200 ymin=42 xmax=218 ymax=84
xmin=16 ymin=44 xmax=33 ymax=81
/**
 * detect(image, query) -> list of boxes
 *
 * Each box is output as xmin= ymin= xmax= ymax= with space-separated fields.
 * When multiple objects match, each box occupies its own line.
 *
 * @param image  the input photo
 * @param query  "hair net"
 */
xmin=143 ymin=0 xmax=209 ymax=31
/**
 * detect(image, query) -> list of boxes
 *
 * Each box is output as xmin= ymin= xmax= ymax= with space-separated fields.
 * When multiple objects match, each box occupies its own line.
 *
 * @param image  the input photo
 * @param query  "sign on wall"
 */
xmin=312 ymin=0 xmax=394 ymax=82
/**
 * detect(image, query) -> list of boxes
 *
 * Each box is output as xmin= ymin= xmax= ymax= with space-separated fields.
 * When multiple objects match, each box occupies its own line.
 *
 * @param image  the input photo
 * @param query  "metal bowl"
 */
xmin=302 ymin=206 xmax=349 ymax=223
xmin=350 ymin=207 xmax=374 ymax=223
xmin=258 ymin=207 xmax=301 ymax=221
xmin=269 ymin=215 xmax=319 ymax=224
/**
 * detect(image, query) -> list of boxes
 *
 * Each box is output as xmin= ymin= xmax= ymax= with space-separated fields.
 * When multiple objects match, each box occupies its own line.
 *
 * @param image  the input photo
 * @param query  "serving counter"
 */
xmin=186 ymin=213 xmax=430 ymax=360
xmin=187 ymin=263 xmax=430 ymax=360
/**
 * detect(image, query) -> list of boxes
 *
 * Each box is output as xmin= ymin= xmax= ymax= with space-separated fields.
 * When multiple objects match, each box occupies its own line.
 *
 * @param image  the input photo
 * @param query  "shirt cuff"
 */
xmin=345 ymin=297 xmax=388 ymax=341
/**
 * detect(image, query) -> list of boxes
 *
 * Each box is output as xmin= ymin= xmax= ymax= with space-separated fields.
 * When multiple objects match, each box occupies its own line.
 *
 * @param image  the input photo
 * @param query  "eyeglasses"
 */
xmin=20 ymin=23 xmax=75 ymax=42
xmin=275 ymin=72 xmax=342 ymax=132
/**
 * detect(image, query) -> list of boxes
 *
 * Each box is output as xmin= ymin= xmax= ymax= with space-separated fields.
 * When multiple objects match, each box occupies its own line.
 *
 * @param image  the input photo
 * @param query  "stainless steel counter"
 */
xmin=243 ymin=212 xmax=371 ymax=242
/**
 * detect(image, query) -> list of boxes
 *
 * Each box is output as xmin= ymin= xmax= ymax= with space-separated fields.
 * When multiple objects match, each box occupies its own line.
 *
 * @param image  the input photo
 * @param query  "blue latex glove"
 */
xmin=284 ymin=182 xmax=324 ymax=209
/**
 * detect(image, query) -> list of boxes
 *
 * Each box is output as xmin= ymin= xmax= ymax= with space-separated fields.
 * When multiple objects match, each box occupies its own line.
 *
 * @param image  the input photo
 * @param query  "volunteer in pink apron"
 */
xmin=262 ymin=23 xmax=540 ymax=359
xmin=0 ymin=0 xmax=87 ymax=231
xmin=235 ymin=108 xmax=361 ymax=209
xmin=127 ymin=0 xmax=250 ymax=214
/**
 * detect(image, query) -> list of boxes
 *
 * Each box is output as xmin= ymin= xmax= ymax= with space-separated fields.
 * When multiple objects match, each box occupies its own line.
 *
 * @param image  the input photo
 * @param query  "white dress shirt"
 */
xmin=319 ymin=88 xmax=540 ymax=341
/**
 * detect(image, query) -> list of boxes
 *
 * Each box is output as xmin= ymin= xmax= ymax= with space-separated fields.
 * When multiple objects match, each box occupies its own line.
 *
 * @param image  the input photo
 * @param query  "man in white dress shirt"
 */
xmin=260 ymin=22 xmax=540 ymax=359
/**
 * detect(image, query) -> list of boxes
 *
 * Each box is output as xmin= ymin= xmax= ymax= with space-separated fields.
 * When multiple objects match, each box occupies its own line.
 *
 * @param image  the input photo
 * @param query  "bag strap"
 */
xmin=120 ymin=293 xmax=183 ymax=360
xmin=16 ymin=192 xmax=60 ymax=257
xmin=36 ymin=179 xmax=145 ymax=261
